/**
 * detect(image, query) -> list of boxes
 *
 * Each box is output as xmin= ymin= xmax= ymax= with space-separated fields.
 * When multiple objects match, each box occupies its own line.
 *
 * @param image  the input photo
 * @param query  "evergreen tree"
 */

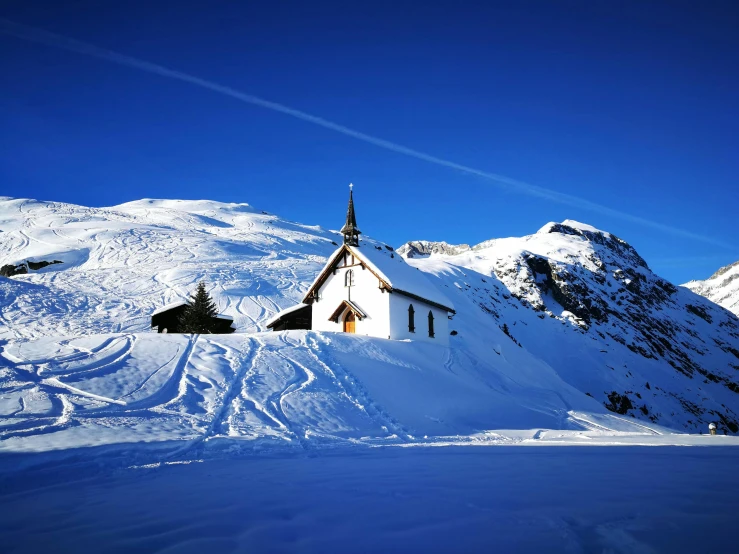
xmin=178 ymin=281 xmax=219 ymax=334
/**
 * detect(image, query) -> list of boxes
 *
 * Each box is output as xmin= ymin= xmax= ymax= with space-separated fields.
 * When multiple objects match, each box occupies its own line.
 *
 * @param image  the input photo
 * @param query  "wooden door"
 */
xmin=344 ymin=311 xmax=356 ymax=333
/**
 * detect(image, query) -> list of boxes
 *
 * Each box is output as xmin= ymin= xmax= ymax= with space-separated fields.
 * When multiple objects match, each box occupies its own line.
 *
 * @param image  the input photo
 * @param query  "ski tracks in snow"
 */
xmin=303 ymin=333 xmax=411 ymax=442
xmin=267 ymin=333 xmax=317 ymax=447
xmin=168 ymin=336 xmax=275 ymax=458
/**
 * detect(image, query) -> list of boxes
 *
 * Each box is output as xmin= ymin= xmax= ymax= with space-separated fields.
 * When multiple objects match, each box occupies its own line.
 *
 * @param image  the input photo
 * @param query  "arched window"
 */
xmin=428 ymin=310 xmax=435 ymax=338
xmin=408 ymin=304 xmax=415 ymax=333
xmin=345 ymin=269 xmax=354 ymax=287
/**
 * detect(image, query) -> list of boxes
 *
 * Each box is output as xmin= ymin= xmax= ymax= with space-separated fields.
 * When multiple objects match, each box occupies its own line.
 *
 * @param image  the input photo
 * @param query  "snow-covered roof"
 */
xmin=303 ymin=241 xmax=454 ymax=312
xmin=152 ymin=301 xmax=233 ymax=321
xmin=151 ymin=301 xmax=187 ymax=316
xmin=265 ymin=303 xmax=310 ymax=328
xmin=350 ymin=243 xmax=453 ymax=310
xmin=329 ymin=299 xmax=367 ymax=321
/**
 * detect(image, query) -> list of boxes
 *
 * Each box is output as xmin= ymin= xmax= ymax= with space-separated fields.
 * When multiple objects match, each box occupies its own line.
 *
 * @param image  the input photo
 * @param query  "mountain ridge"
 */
xmin=684 ymin=260 xmax=739 ymax=317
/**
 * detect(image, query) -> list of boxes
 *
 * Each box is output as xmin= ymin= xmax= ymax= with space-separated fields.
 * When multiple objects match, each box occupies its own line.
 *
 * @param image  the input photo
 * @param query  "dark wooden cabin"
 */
xmin=151 ymin=302 xmax=236 ymax=334
xmin=266 ymin=303 xmax=312 ymax=331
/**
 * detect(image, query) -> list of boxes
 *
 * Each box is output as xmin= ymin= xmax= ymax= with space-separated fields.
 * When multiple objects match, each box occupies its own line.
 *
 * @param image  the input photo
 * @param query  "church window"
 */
xmin=428 ymin=311 xmax=435 ymax=338
xmin=345 ymin=269 xmax=354 ymax=287
xmin=408 ymin=304 xmax=415 ymax=333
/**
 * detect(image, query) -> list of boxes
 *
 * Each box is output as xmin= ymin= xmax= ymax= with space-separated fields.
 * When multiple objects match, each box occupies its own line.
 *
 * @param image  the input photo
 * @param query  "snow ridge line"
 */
xmin=568 ymin=411 xmax=662 ymax=436
xmin=303 ymin=333 xmax=411 ymax=442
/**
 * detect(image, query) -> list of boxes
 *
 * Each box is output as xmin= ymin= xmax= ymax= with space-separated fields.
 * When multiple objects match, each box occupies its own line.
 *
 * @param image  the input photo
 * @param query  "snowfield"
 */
xmin=3 ymin=447 xmax=739 ymax=554
xmin=1 ymin=196 xmax=738 ymax=552
xmin=4 ymin=330 xmax=717 ymax=457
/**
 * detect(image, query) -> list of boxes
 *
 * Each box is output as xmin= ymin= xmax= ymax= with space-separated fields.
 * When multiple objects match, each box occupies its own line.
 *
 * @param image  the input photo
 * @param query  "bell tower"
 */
xmin=340 ymin=183 xmax=361 ymax=247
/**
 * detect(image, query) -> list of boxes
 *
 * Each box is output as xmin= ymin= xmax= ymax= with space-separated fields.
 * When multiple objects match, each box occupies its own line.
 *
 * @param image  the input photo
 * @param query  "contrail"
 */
xmin=1 ymin=18 xmax=732 ymax=249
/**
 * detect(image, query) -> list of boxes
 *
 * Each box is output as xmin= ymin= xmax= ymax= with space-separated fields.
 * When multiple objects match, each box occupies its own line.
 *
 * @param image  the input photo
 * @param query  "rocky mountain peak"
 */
xmin=539 ymin=220 xmax=649 ymax=270
xmin=684 ymin=260 xmax=739 ymax=317
xmin=397 ymin=240 xmax=471 ymax=258
xmin=709 ymin=260 xmax=739 ymax=280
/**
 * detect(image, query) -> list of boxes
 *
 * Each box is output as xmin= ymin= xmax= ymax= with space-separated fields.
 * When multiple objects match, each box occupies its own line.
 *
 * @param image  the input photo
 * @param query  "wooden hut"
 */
xmin=265 ymin=303 xmax=312 ymax=331
xmin=151 ymin=301 xmax=236 ymax=334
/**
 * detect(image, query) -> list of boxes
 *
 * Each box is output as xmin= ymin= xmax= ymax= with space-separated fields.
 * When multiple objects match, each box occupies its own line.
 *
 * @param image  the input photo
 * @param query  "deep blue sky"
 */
xmin=1 ymin=1 xmax=737 ymax=283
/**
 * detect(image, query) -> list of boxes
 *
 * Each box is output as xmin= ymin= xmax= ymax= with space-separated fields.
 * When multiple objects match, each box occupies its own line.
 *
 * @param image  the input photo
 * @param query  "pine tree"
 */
xmin=178 ymin=281 xmax=219 ymax=334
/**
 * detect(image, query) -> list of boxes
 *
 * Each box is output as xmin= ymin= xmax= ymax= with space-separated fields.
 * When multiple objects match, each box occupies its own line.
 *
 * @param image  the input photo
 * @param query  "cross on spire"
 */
xmin=340 ymin=183 xmax=361 ymax=247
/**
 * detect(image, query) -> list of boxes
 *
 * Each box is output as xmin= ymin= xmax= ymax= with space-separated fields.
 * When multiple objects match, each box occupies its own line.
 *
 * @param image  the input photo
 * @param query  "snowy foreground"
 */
xmin=2 ymin=331 xmax=739 ymax=552
xmin=2 ymin=447 xmax=739 ymax=553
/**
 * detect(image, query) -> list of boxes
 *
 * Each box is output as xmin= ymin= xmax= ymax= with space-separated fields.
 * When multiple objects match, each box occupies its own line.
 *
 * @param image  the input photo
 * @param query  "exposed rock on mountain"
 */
xmin=684 ymin=260 xmax=739 ymax=317
xmin=397 ymin=240 xmax=471 ymax=258
xmin=0 ymin=263 xmax=28 ymax=277
xmin=1 ymin=259 xmax=62 ymax=277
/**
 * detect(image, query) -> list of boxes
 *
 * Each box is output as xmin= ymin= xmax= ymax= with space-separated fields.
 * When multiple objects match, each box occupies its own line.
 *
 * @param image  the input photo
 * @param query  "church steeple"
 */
xmin=340 ymin=183 xmax=361 ymax=247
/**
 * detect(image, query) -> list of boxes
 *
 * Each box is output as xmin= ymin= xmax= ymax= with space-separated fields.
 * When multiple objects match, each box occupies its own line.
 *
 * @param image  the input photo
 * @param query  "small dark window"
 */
xmin=428 ymin=310 xmax=435 ymax=338
xmin=345 ymin=269 xmax=354 ymax=287
xmin=408 ymin=304 xmax=415 ymax=333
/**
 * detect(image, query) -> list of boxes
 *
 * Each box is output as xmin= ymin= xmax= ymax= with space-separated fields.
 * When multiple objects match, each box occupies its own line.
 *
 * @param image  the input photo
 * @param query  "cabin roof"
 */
xmin=302 ymin=240 xmax=455 ymax=313
xmin=151 ymin=301 xmax=187 ymax=316
xmin=265 ymin=303 xmax=310 ymax=328
xmin=151 ymin=301 xmax=233 ymax=322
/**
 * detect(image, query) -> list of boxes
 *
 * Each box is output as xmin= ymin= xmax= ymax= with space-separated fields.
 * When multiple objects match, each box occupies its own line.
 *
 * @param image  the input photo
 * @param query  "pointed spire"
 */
xmin=340 ymin=183 xmax=361 ymax=246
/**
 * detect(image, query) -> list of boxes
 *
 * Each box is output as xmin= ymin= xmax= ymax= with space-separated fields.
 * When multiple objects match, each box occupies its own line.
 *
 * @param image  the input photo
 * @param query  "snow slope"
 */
xmin=0 ymin=197 xmax=340 ymax=339
xmin=1 ymin=197 xmax=739 ymax=458
xmin=684 ymin=260 xmax=739 ymax=316
xmin=3 ymin=329 xmax=649 ymax=456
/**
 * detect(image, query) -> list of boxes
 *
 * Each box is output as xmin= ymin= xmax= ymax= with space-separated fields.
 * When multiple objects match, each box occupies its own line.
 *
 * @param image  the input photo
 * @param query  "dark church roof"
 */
xmin=340 ymin=186 xmax=361 ymax=246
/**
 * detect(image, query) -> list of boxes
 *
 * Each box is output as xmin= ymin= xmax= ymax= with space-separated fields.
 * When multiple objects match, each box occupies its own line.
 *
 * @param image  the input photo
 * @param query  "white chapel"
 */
xmin=267 ymin=185 xmax=455 ymax=345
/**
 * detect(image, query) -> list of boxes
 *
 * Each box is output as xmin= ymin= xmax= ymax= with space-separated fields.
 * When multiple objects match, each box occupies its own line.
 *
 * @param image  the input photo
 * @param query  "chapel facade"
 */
xmin=272 ymin=185 xmax=455 ymax=345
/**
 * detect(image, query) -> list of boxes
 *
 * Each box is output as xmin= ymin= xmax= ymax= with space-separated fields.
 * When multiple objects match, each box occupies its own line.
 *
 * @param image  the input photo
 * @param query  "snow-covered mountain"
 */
xmin=684 ymin=261 xmax=739 ymax=317
xmin=398 ymin=220 xmax=739 ymax=432
xmin=1 ymin=197 xmax=738 ymax=457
